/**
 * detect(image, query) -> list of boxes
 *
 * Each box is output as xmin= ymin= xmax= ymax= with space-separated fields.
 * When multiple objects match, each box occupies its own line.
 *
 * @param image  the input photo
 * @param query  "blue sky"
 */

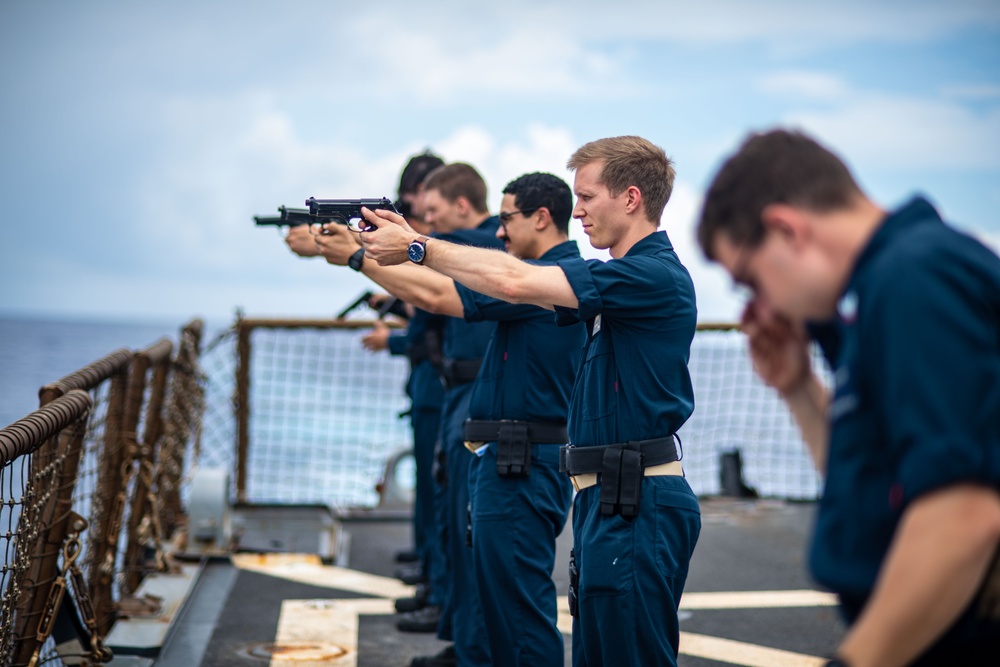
xmin=1 ymin=0 xmax=998 ymax=327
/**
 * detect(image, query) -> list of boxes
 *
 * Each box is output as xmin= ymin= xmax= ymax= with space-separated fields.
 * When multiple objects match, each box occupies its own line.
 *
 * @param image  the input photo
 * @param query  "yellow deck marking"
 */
xmin=232 ymin=553 xmax=324 ymax=567
xmin=680 ymin=632 xmax=827 ymax=667
xmin=272 ymin=598 xmax=395 ymax=667
xmin=231 ymin=553 xmax=413 ymax=599
xmin=236 ymin=557 xmax=835 ymax=666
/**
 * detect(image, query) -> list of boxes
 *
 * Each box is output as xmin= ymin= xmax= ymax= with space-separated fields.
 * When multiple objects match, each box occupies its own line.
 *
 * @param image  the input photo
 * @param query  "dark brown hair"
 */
xmin=423 ymin=162 xmax=489 ymax=214
xmin=697 ymin=128 xmax=863 ymax=259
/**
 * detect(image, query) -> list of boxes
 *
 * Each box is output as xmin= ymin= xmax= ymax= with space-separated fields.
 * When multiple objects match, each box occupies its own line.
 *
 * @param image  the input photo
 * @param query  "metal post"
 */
xmin=235 ymin=320 xmax=252 ymax=504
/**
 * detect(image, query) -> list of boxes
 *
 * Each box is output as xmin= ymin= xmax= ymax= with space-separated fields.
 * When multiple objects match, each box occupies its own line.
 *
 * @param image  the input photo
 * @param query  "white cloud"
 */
xmin=5 ymin=1 xmax=998 ymax=325
xmin=435 ymin=123 xmax=578 ymax=199
xmin=784 ymin=93 xmax=1000 ymax=170
xmin=750 ymin=69 xmax=1000 ymax=173
xmin=281 ymin=2 xmax=1000 ymax=105
xmin=942 ymin=84 xmax=1000 ymax=100
xmin=338 ymin=22 xmax=631 ymax=106
xmin=657 ymin=1 xmax=999 ymax=50
xmin=663 ymin=182 xmax=743 ymax=323
xmin=759 ymin=71 xmax=850 ymax=101
xmin=120 ymin=119 xmax=596 ymax=320
xmin=338 ymin=1 xmax=1000 ymax=47
xmin=101 ymin=115 xmax=749 ymax=322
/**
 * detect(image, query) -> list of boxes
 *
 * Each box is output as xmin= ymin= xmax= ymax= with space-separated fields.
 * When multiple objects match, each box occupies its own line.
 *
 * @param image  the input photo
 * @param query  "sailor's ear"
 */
xmin=760 ymin=203 xmax=811 ymax=249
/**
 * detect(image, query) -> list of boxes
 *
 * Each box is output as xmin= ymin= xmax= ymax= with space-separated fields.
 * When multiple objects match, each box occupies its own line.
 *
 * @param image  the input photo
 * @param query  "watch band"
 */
xmin=408 ymin=235 xmax=430 ymax=265
xmin=348 ymin=247 xmax=365 ymax=271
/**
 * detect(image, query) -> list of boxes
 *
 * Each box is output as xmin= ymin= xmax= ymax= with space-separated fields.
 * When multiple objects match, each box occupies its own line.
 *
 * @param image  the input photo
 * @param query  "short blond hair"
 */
xmin=567 ymin=136 xmax=675 ymax=223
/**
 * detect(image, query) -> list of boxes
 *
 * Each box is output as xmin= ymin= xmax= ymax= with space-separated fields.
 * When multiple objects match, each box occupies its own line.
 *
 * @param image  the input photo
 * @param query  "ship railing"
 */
xmin=193 ymin=317 xmax=829 ymax=510
xmin=0 ymin=319 xmax=204 ymax=667
xmin=196 ymin=314 xmax=412 ymax=511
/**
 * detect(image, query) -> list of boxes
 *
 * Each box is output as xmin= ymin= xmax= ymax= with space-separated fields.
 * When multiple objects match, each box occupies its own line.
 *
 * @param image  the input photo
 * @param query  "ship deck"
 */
xmin=114 ymin=498 xmax=845 ymax=667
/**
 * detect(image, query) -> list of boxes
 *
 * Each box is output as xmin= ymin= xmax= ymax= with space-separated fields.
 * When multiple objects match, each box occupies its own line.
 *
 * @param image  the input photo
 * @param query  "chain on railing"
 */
xmin=121 ymin=338 xmax=173 ymax=596
xmin=27 ymin=512 xmax=111 ymax=667
xmin=1 ymin=318 xmax=207 ymax=667
xmin=155 ymin=320 xmax=205 ymax=541
xmin=2 ymin=390 xmax=93 ymax=667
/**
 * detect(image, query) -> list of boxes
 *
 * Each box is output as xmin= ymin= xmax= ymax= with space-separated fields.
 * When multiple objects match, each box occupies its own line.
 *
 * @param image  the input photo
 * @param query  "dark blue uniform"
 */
xmin=812 ymin=197 xmax=1000 ymax=664
xmin=458 ymin=240 xmax=586 ymax=666
xmin=387 ymin=308 xmax=447 ymax=607
xmin=433 ymin=217 xmax=504 ymax=665
xmin=554 ymin=231 xmax=701 ymax=666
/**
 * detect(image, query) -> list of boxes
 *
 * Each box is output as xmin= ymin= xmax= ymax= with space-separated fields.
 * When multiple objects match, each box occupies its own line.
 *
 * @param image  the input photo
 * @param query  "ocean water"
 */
xmin=0 ymin=315 xmax=202 ymax=429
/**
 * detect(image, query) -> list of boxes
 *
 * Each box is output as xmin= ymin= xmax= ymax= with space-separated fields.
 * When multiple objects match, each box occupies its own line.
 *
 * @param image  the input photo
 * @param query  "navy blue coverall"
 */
xmin=433 ymin=217 xmax=504 ymax=665
xmin=387 ymin=308 xmax=447 ymax=606
xmin=811 ymin=197 xmax=1000 ymax=665
xmin=554 ymin=231 xmax=701 ymax=667
xmin=458 ymin=240 xmax=586 ymax=666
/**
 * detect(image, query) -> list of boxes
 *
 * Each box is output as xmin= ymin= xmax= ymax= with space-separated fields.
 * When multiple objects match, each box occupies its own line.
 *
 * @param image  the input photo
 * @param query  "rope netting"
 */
xmin=198 ymin=317 xmax=412 ymax=508
xmin=679 ymin=327 xmax=831 ymax=499
xmin=196 ymin=318 xmax=831 ymax=507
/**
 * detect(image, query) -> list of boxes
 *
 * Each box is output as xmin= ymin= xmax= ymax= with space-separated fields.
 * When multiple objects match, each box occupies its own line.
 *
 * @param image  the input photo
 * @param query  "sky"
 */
xmin=1 ymin=0 xmax=998 ymax=329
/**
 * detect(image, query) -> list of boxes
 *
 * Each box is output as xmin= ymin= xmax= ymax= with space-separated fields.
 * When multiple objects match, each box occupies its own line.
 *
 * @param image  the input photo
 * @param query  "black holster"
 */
xmin=560 ymin=436 xmax=679 ymax=518
xmin=464 ymin=420 xmax=568 ymax=478
xmin=496 ymin=421 xmax=530 ymax=477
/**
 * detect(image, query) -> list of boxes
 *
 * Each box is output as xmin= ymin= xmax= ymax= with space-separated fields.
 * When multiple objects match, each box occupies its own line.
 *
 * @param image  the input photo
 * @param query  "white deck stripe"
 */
xmin=679 ymin=589 xmax=838 ymax=609
xmin=554 ymin=589 xmax=836 ymax=619
xmin=240 ymin=557 xmax=835 ymax=666
xmin=679 ymin=632 xmax=828 ymax=667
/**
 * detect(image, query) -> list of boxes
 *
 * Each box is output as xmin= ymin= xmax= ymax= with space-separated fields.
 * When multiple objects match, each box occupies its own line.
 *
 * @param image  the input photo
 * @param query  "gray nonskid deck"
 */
xmin=146 ymin=499 xmax=844 ymax=667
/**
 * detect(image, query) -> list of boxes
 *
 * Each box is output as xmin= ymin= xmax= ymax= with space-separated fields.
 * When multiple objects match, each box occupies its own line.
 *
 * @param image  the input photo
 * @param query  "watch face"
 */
xmin=407 ymin=240 xmax=425 ymax=263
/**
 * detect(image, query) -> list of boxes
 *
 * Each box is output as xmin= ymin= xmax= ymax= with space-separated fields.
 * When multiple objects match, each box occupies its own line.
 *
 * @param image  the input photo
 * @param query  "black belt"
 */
xmin=463 ymin=420 xmax=568 ymax=444
xmin=464 ymin=419 xmax=568 ymax=477
xmin=440 ymin=358 xmax=482 ymax=388
xmin=559 ymin=436 xmax=679 ymax=518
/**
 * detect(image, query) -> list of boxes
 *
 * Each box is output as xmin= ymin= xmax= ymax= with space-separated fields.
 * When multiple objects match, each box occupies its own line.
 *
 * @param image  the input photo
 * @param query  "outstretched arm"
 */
xmin=312 ymin=222 xmax=465 ymax=318
xmin=359 ymin=208 xmax=579 ymax=311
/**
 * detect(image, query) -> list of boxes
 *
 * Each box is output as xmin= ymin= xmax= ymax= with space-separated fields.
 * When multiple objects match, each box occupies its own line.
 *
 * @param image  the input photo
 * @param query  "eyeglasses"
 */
xmin=729 ymin=243 xmax=758 ymax=303
xmin=498 ymin=208 xmax=537 ymax=224
xmin=498 ymin=208 xmax=538 ymax=237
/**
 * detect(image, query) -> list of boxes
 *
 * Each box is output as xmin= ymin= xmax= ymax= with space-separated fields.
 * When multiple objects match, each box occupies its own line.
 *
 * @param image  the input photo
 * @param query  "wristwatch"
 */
xmin=407 ymin=235 xmax=430 ymax=265
xmin=348 ymin=247 xmax=365 ymax=271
